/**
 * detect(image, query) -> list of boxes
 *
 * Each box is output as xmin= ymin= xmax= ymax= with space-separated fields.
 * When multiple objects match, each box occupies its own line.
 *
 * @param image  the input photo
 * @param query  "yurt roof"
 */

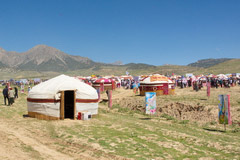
xmin=28 ymin=75 xmax=98 ymax=99
xmin=140 ymin=74 xmax=173 ymax=84
xmin=94 ymin=78 xmax=114 ymax=83
xmin=120 ymin=75 xmax=133 ymax=80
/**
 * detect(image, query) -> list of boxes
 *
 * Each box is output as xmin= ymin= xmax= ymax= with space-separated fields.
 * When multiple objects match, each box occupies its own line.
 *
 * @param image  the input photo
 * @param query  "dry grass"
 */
xmin=0 ymin=85 xmax=239 ymax=160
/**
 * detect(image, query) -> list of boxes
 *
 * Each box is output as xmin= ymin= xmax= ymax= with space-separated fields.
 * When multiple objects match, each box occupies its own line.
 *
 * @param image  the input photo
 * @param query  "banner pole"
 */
xmin=108 ymin=90 xmax=112 ymax=109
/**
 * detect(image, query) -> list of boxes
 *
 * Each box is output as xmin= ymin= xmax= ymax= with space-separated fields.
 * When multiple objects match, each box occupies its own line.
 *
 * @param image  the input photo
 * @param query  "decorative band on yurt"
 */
xmin=76 ymin=99 xmax=99 ymax=103
xmin=27 ymin=98 xmax=60 ymax=103
xmin=27 ymin=98 xmax=99 ymax=103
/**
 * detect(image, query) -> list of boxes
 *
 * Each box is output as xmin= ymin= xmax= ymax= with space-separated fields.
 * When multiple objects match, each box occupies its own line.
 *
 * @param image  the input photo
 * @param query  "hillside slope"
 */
xmin=194 ymin=59 xmax=240 ymax=74
xmin=188 ymin=58 xmax=233 ymax=68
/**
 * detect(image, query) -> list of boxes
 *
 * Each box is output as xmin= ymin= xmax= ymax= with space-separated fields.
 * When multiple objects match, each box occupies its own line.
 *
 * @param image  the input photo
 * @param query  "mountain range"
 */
xmin=0 ymin=45 xmax=96 ymax=72
xmin=0 ymin=45 xmax=238 ymax=78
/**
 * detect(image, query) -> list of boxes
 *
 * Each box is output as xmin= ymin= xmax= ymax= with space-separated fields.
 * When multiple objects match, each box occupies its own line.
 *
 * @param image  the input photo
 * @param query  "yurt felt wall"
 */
xmin=27 ymin=75 xmax=99 ymax=120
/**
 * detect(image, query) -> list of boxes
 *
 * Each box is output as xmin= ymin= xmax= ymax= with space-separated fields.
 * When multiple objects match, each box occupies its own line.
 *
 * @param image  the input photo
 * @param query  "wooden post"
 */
xmin=60 ymin=91 xmax=64 ymax=120
xmin=108 ymin=90 xmax=112 ymax=109
xmin=207 ymin=82 xmax=210 ymax=97
xmin=97 ymin=88 xmax=101 ymax=101
xmin=74 ymin=90 xmax=76 ymax=120
xmin=100 ymin=83 xmax=104 ymax=93
xmin=227 ymin=95 xmax=232 ymax=125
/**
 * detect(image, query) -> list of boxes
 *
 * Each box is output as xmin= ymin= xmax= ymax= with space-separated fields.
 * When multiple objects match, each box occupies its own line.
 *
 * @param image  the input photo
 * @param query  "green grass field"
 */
xmin=0 ymin=85 xmax=239 ymax=159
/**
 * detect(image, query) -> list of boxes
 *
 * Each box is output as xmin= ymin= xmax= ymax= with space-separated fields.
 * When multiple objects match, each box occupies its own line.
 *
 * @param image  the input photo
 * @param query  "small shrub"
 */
xmin=99 ymin=109 xmax=109 ymax=114
xmin=179 ymin=120 xmax=189 ymax=124
xmin=161 ymin=113 xmax=175 ymax=121
xmin=232 ymin=128 xmax=240 ymax=133
xmin=208 ymin=108 xmax=212 ymax=112
xmin=112 ymin=104 xmax=120 ymax=109
xmin=118 ymin=107 xmax=130 ymax=113
xmin=210 ymin=121 xmax=217 ymax=125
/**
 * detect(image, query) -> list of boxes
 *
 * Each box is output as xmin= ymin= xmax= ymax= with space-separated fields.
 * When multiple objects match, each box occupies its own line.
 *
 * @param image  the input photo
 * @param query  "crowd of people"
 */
xmin=121 ymin=79 xmax=138 ymax=89
xmin=174 ymin=76 xmax=240 ymax=91
xmin=1 ymin=74 xmax=239 ymax=105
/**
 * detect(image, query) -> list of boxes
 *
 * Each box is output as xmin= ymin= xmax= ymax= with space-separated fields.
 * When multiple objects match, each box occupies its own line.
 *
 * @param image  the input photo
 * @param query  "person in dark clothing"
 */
xmin=219 ymin=79 xmax=223 ymax=88
xmin=14 ymin=87 xmax=18 ymax=99
xmin=2 ymin=86 xmax=9 ymax=105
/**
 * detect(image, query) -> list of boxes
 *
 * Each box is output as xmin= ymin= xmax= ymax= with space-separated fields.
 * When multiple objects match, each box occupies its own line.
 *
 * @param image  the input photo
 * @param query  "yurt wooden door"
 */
xmin=60 ymin=90 xmax=76 ymax=120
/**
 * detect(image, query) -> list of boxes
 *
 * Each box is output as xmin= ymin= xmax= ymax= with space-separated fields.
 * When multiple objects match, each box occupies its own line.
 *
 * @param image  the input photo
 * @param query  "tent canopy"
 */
xmin=140 ymin=74 xmax=173 ymax=84
xmin=94 ymin=78 xmax=114 ymax=83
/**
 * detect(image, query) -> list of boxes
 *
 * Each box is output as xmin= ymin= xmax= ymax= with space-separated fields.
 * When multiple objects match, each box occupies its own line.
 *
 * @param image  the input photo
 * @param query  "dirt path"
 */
xmin=0 ymin=118 xmax=126 ymax=160
xmin=0 ymin=119 xmax=74 ymax=160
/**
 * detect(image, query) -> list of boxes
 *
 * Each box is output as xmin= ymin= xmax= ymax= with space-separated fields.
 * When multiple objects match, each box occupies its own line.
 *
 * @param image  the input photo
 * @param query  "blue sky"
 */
xmin=0 ymin=0 xmax=239 ymax=65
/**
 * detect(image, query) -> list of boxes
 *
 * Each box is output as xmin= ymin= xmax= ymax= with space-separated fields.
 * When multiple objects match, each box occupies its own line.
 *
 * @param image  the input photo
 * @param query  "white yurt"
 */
xmin=27 ymin=75 xmax=99 ymax=120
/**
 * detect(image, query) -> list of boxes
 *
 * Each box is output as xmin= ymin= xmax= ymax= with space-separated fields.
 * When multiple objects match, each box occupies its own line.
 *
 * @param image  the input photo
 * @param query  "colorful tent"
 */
xmin=139 ymin=74 xmax=175 ymax=96
xmin=120 ymin=75 xmax=133 ymax=80
xmin=27 ymin=75 xmax=98 ymax=120
xmin=92 ymin=78 xmax=115 ymax=91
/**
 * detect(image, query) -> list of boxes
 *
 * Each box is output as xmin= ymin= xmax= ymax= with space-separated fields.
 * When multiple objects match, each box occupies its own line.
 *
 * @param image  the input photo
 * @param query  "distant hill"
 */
xmin=187 ymin=58 xmax=233 ymax=68
xmin=110 ymin=61 xmax=123 ymax=65
xmin=194 ymin=59 xmax=240 ymax=75
xmin=125 ymin=63 xmax=156 ymax=70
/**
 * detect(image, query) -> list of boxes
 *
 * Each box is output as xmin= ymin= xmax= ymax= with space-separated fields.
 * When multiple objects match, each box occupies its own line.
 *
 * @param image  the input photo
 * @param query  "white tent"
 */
xmin=27 ymin=74 xmax=99 ymax=120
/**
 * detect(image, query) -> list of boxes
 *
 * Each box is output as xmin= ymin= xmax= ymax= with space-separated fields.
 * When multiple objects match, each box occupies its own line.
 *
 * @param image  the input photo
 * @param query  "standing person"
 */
xmin=8 ymin=87 xmax=15 ymax=106
xmin=215 ymin=79 xmax=219 ymax=89
xmin=21 ymin=84 xmax=24 ymax=93
xmin=14 ymin=87 xmax=18 ymax=99
xmin=28 ymin=86 xmax=31 ymax=93
xmin=2 ymin=86 xmax=9 ymax=106
xmin=219 ymin=79 xmax=223 ymax=88
xmin=180 ymin=79 xmax=183 ymax=88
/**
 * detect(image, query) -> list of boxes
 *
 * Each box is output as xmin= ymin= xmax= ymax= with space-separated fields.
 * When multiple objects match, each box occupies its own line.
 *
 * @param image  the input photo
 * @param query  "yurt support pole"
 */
xmin=60 ymin=91 xmax=64 ymax=120
xmin=74 ymin=90 xmax=76 ymax=120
